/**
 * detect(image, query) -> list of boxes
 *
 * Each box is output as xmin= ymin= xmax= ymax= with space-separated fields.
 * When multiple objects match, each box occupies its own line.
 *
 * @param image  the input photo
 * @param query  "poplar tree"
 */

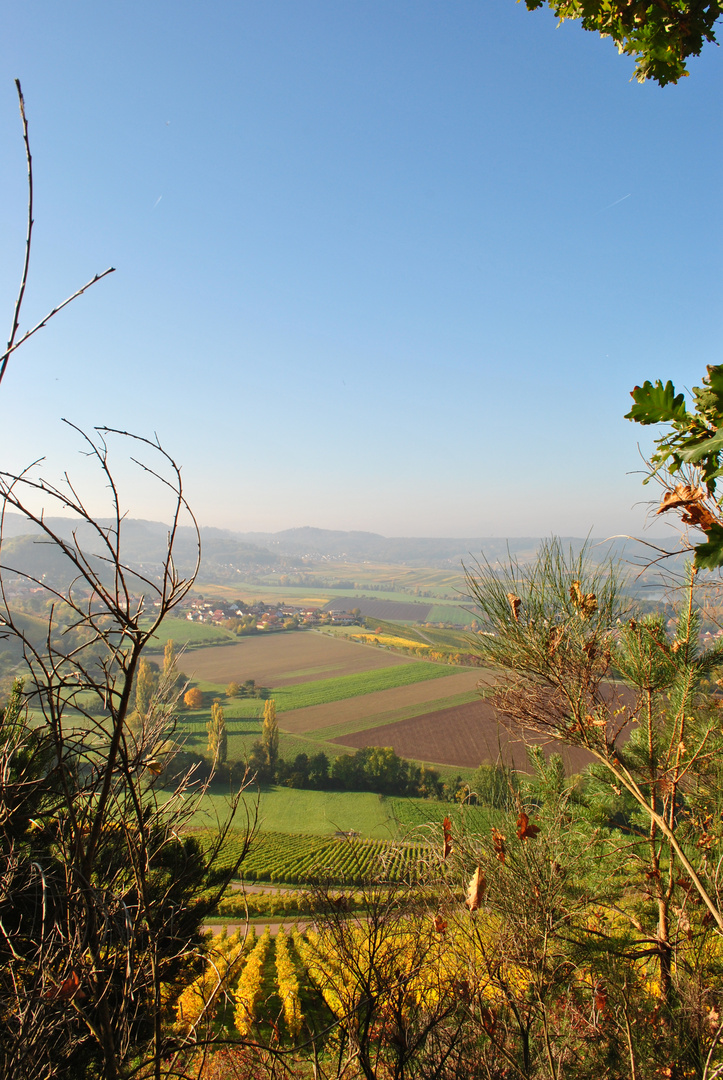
xmin=207 ymin=699 xmax=228 ymax=764
xmin=134 ymin=657 xmax=156 ymax=719
xmin=261 ymin=698 xmax=279 ymax=771
xmin=163 ymin=638 xmax=176 ymax=678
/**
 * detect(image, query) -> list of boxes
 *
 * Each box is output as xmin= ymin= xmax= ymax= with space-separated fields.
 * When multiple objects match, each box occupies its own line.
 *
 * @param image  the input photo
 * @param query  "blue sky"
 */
xmin=1 ymin=2 xmax=721 ymax=538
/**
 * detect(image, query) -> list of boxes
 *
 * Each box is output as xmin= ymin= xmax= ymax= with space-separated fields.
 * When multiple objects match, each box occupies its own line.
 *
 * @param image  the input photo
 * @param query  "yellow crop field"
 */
xmin=352 ymin=633 xmax=430 ymax=650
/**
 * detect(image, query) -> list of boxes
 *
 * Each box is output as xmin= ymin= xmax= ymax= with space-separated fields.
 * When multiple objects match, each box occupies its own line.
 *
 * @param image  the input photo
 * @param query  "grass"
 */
xmin=421 ymin=626 xmax=480 ymax=650
xmin=145 ymin=617 xmax=236 ymax=650
xmin=388 ymin=796 xmax=494 ymax=835
xmin=271 ymin=662 xmax=461 ymax=712
xmin=425 ymin=604 xmax=477 ymax=625
xmin=227 ymin=730 xmax=345 ymax=763
xmin=185 ymin=787 xmax=399 ymax=838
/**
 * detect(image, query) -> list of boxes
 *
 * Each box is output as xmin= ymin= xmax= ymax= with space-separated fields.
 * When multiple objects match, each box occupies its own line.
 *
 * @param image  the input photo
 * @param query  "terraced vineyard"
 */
xmin=202 ymin=829 xmax=423 ymax=886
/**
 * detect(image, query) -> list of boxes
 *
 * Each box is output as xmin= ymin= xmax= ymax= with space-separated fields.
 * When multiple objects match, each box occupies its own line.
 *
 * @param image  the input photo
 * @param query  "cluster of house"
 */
xmin=181 ymin=598 xmax=362 ymax=630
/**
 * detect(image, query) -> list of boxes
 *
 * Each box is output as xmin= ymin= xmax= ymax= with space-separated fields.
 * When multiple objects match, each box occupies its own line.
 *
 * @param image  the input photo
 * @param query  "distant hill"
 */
xmin=0 ymin=514 xmax=683 ymax=586
xmin=0 ymin=515 xmax=277 ymax=587
xmin=232 ymin=526 xmax=681 ymax=569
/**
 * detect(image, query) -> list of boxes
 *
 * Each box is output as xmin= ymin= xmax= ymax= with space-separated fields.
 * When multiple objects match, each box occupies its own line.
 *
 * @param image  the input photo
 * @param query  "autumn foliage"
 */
xmin=184 ymin=686 xmax=203 ymax=709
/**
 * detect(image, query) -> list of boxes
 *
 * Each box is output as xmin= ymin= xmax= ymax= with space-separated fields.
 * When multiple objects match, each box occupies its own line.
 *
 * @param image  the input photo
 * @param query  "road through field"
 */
xmin=279 ymin=670 xmax=483 ymax=734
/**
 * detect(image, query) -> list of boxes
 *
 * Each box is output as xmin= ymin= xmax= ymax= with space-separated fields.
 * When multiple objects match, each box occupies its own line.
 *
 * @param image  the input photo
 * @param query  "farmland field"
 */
xmin=272 ymin=662 xmax=458 ymax=712
xmin=388 ymin=797 xmax=494 ymax=836
xmin=425 ymin=604 xmax=477 ymax=625
xmin=171 ymin=631 xmax=418 ymax=687
xmin=190 ymin=792 xmax=497 ymax=884
xmin=187 ymin=787 xmax=398 ymax=837
xmin=144 ymin=617 xmax=236 ymax=650
xmin=322 ymin=598 xmax=433 ymax=621
xmin=280 ymin=670 xmax=483 ymax=735
xmin=333 ymin=698 xmax=594 ymax=771
xmin=204 ymin=829 xmax=423 ymax=885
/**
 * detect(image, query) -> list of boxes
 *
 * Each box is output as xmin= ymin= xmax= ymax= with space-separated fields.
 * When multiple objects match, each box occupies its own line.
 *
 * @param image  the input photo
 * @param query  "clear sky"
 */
xmin=1 ymin=2 xmax=721 ymax=539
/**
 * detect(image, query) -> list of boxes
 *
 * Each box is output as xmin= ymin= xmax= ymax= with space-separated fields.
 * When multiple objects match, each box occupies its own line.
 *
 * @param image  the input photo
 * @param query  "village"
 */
xmin=182 ymin=596 xmax=363 ymax=631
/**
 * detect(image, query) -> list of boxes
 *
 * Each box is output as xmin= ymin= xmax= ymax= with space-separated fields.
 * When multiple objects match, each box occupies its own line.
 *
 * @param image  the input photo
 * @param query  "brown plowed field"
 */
xmin=173 ymin=632 xmax=417 ymax=688
xmin=322 ymin=598 xmax=432 ymax=620
xmin=332 ymin=699 xmax=595 ymax=772
xmin=280 ymin=671 xmax=483 ymax=734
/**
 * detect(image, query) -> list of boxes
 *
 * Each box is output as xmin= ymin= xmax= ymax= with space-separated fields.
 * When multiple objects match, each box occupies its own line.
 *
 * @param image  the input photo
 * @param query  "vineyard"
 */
xmin=172 ymin=915 xmax=482 ymax=1046
xmin=176 ymin=924 xmax=325 ymax=1046
xmin=202 ymin=829 xmax=424 ymax=886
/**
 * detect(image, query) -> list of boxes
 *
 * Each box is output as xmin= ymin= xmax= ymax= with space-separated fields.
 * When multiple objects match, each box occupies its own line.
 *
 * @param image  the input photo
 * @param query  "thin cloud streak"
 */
xmin=595 ymin=192 xmax=631 ymax=214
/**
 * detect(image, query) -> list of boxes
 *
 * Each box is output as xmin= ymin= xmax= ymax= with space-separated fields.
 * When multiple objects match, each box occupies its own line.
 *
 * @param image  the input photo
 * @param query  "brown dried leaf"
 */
xmin=570 ymin=581 xmax=597 ymax=619
xmin=548 ymin=625 xmax=564 ymax=656
xmin=681 ymin=503 xmax=718 ymax=531
xmin=582 ymin=639 xmax=597 ymax=659
xmin=569 ymin=580 xmax=583 ymax=606
xmin=465 ymin=866 xmax=487 ymax=911
xmin=507 ymin=593 xmax=521 ymax=622
xmin=656 ymin=483 xmax=706 ymax=515
xmin=480 ymin=1006 xmax=497 ymax=1039
xmin=433 ymin=914 xmax=448 ymax=933
xmin=443 ymin=815 xmax=453 ymax=860
xmin=46 ymin=971 xmax=85 ymax=1001
xmin=491 ymin=828 xmax=506 ymax=863
xmin=516 ymin=812 xmax=541 ymax=840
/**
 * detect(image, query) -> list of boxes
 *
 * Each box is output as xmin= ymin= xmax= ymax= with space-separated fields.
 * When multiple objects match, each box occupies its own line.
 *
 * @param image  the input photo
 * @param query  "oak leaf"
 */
xmin=656 ymin=483 xmax=706 ymax=514
xmin=681 ymin=503 xmax=718 ymax=531
xmin=465 ymin=866 xmax=487 ymax=911
xmin=516 ymin=812 xmax=541 ymax=840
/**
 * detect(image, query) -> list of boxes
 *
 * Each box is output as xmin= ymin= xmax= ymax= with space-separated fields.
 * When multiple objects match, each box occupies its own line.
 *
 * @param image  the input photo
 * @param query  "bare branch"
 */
xmin=0 ymin=82 xmax=115 ymax=390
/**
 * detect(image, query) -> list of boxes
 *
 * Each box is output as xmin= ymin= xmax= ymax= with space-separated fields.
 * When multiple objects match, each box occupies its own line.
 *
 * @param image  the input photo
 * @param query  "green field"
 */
xmin=186 ymin=787 xmax=487 ymax=841
xmin=271 ymin=661 xmax=462 ymax=711
xmin=145 ymin=617 xmax=236 ymax=650
xmin=424 ymin=604 xmax=477 ymax=625
xmin=186 ymin=787 xmax=399 ymax=838
xmin=388 ymin=797 xmax=493 ymax=836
